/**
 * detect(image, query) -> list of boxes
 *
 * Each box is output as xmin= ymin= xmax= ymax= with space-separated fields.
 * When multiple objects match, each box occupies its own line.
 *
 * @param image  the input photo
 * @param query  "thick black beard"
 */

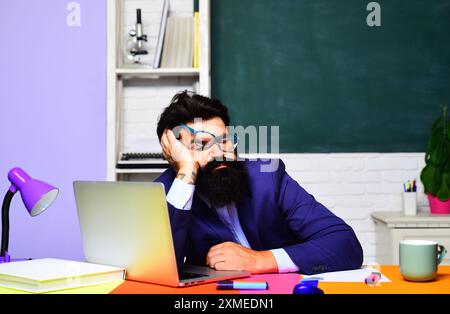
xmin=196 ymin=160 xmax=250 ymax=208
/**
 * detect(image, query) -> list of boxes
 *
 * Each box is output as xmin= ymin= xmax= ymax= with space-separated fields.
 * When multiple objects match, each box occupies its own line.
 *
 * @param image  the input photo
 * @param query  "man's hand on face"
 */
xmin=160 ymin=129 xmax=199 ymax=184
xmin=206 ymin=241 xmax=279 ymax=274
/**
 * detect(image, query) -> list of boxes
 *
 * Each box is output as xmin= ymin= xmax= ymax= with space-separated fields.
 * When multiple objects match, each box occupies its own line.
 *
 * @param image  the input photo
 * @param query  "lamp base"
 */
xmin=0 ymin=251 xmax=10 ymax=263
xmin=0 ymin=252 xmax=32 ymax=264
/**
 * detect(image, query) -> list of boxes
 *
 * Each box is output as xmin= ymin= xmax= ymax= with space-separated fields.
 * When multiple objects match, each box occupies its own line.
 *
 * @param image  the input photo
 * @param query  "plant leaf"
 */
xmin=444 ymin=141 xmax=450 ymax=172
xmin=420 ymin=165 xmax=439 ymax=195
xmin=429 ymin=139 xmax=445 ymax=166
xmin=427 ymin=128 xmax=442 ymax=155
xmin=446 ymin=122 xmax=450 ymax=140
xmin=423 ymin=105 xmax=450 ymax=198
xmin=434 ymin=166 xmax=444 ymax=194
xmin=436 ymin=173 xmax=450 ymax=201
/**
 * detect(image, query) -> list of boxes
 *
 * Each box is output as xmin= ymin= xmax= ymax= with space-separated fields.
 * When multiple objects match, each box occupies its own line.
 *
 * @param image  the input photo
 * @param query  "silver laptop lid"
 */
xmin=73 ymin=181 xmax=180 ymax=286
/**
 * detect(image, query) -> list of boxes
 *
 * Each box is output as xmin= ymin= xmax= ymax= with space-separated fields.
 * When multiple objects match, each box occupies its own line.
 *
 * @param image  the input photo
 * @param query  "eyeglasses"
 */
xmin=177 ymin=123 xmax=238 ymax=152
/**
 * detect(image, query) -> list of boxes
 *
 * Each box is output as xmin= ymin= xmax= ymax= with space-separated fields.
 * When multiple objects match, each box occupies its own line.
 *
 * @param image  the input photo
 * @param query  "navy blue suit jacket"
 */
xmin=155 ymin=159 xmax=363 ymax=275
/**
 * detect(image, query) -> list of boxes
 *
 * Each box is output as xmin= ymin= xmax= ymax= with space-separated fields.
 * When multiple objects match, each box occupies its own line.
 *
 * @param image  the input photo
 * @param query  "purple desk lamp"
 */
xmin=0 ymin=167 xmax=58 ymax=263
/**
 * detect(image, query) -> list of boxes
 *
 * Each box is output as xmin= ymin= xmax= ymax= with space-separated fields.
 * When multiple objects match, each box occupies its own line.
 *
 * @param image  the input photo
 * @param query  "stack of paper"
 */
xmin=0 ymin=258 xmax=126 ymax=293
xmin=161 ymin=16 xmax=194 ymax=68
xmin=301 ymin=267 xmax=391 ymax=282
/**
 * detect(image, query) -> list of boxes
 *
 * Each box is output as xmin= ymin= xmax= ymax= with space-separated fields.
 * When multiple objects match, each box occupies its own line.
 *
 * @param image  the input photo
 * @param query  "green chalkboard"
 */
xmin=211 ymin=0 xmax=450 ymax=152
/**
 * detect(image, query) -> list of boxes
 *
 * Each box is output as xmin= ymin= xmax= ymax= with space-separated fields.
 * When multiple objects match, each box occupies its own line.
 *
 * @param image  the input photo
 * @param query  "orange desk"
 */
xmin=111 ymin=265 xmax=450 ymax=294
xmin=320 ymin=265 xmax=450 ymax=294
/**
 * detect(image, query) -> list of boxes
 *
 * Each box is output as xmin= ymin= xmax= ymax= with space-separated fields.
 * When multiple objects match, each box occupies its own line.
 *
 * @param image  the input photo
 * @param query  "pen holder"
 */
xmin=402 ymin=192 xmax=417 ymax=216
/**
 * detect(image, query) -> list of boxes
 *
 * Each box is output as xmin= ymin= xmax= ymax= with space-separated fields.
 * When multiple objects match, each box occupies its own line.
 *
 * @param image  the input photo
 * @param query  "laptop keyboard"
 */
xmin=180 ymin=271 xmax=205 ymax=280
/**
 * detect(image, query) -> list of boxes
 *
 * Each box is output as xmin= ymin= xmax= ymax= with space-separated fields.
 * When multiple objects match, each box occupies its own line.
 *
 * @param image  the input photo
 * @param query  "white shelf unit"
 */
xmin=116 ymin=67 xmax=200 ymax=78
xmin=107 ymin=0 xmax=211 ymax=181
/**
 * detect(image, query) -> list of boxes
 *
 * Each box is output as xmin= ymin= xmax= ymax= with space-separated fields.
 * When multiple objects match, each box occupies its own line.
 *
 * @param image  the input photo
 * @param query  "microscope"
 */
xmin=126 ymin=9 xmax=148 ymax=64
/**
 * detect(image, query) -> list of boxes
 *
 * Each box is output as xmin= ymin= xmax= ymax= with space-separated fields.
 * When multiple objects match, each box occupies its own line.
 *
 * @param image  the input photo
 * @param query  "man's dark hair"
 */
xmin=157 ymin=90 xmax=230 ymax=140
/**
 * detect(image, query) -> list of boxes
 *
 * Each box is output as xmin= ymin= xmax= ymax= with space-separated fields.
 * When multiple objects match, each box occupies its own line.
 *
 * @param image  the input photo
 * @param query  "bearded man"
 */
xmin=156 ymin=91 xmax=363 ymax=275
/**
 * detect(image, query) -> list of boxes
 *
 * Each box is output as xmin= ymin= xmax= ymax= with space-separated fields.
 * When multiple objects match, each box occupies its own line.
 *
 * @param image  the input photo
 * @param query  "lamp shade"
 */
xmin=7 ymin=167 xmax=59 ymax=217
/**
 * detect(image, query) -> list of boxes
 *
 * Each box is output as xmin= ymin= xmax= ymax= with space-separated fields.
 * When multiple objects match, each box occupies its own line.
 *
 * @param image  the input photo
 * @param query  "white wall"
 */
xmin=282 ymin=153 xmax=427 ymax=265
xmin=121 ymin=77 xmax=197 ymax=153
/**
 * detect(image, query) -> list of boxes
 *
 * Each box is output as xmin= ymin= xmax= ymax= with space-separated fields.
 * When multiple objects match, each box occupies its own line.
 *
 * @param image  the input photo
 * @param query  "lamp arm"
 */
xmin=1 ymin=190 xmax=15 ymax=257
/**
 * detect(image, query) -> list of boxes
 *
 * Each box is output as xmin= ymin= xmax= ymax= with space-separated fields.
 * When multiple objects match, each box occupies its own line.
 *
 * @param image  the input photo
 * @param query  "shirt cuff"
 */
xmin=166 ymin=178 xmax=195 ymax=210
xmin=270 ymin=248 xmax=300 ymax=273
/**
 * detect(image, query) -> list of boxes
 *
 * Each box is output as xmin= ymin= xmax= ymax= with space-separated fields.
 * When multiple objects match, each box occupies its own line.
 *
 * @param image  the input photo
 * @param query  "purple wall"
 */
xmin=0 ymin=0 xmax=106 ymax=261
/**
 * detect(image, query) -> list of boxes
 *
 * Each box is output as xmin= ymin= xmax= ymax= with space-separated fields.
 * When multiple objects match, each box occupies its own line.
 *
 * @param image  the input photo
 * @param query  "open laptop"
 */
xmin=73 ymin=181 xmax=249 ymax=287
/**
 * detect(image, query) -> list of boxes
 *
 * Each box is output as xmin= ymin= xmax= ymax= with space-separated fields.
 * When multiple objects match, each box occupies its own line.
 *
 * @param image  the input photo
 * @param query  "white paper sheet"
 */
xmin=301 ymin=267 xmax=391 ymax=283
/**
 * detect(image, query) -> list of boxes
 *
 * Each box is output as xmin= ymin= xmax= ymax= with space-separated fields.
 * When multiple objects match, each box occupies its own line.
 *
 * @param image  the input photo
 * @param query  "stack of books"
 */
xmin=160 ymin=16 xmax=194 ymax=68
xmin=0 ymin=258 xmax=126 ymax=293
xmin=152 ymin=0 xmax=199 ymax=69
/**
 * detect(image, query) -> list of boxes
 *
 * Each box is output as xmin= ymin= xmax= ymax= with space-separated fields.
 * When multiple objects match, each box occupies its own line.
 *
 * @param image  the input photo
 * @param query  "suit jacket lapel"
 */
xmin=191 ymin=193 xmax=235 ymax=242
xmin=236 ymin=197 xmax=263 ymax=250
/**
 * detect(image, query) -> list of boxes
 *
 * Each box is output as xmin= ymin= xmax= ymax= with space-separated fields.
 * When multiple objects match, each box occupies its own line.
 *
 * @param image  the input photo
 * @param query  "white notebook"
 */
xmin=301 ymin=267 xmax=391 ymax=282
xmin=0 ymin=258 xmax=126 ymax=293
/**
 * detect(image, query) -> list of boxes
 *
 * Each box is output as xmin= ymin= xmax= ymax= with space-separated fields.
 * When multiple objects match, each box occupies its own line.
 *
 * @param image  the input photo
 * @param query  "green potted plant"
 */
xmin=420 ymin=104 xmax=450 ymax=214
